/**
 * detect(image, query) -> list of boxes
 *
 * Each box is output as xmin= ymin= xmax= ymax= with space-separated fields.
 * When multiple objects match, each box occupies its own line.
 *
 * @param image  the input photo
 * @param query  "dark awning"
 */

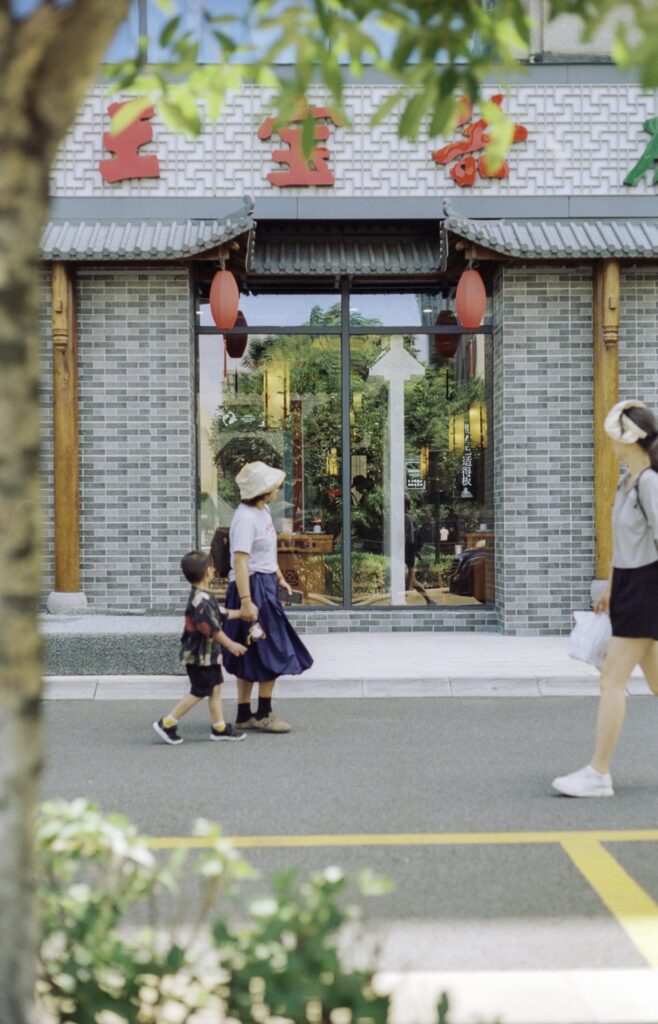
xmin=247 ymin=221 xmax=444 ymax=277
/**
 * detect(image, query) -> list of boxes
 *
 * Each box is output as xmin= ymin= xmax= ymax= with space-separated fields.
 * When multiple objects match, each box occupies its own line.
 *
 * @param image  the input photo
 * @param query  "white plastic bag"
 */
xmin=568 ymin=611 xmax=612 ymax=670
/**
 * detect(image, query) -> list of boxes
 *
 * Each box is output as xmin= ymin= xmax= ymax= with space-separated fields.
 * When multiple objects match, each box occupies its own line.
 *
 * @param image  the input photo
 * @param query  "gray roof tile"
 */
xmin=42 ymin=203 xmax=254 ymax=260
xmin=445 ymin=214 xmax=658 ymax=259
xmin=249 ymin=222 xmax=443 ymax=276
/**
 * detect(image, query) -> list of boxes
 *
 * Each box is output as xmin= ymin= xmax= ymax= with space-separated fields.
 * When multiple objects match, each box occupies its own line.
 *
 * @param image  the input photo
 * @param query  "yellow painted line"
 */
xmin=562 ymin=836 xmax=658 ymax=968
xmin=148 ymin=829 xmax=658 ymax=850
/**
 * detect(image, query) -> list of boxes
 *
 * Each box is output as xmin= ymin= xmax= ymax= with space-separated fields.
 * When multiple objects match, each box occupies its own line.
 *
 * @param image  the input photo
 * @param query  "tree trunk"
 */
xmin=0 ymin=143 xmax=50 ymax=1024
xmin=0 ymin=5 xmax=130 ymax=1019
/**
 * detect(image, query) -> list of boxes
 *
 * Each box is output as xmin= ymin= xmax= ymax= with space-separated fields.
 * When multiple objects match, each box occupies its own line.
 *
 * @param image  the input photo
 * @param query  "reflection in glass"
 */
xmin=198 ymin=305 xmax=342 ymax=606
xmin=351 ymin=329 xmax=494 ymax=606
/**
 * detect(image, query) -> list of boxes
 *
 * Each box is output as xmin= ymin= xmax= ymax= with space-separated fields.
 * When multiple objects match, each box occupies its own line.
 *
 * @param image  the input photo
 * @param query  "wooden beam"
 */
xmin=454 ymin=240 xmax=505 ymax=261
xmin=593 ymin=259 xmax=620 ymax=579
xmin=51 ymin=262 xmax=80 ymax=592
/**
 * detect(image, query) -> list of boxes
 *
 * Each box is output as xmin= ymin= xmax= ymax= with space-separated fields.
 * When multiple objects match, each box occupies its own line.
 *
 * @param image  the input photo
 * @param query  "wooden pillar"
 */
xmin=51 ymin=262 xmax=82 ymax=598
xmin=593 ymin=259 xmax=620 ymax=580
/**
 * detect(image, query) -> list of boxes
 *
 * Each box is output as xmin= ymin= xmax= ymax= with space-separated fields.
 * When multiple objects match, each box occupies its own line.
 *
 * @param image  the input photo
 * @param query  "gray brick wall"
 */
xmin=619 ymin=267 xmax=658 ymax=409
xmin=493 ymin=266 xmax=595 ymax=635
xmin=73 ymin=267 xmax=195 ymax=612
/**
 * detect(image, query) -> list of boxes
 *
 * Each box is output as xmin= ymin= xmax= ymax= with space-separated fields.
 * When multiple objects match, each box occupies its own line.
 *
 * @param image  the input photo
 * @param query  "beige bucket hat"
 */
xmin=604 ymin=400 xmax=649 ymax=445
xmin=235 ymin=461 xmax=285 ymax=501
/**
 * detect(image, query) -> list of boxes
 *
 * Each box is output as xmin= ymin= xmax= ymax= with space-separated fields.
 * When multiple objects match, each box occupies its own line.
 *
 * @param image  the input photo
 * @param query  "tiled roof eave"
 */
xmin=41 ymin=202 xmax=254 ymax=261
xmin=445 ymin=214 xmax=658 ymax=260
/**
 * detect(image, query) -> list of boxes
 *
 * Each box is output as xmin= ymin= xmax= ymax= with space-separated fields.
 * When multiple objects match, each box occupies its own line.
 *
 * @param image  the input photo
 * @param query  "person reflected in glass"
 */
xmin=222 ymin=461 xmax=314 ymax=733
xmin=553 ymin=401 xmax=658 ymax=798
xmin=405 ymin=496 xmax=436 ymax=606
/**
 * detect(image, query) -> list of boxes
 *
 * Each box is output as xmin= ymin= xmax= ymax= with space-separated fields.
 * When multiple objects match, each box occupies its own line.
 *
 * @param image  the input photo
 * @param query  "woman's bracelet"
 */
xmin=239 ymin=595 xmax=250 ymax=601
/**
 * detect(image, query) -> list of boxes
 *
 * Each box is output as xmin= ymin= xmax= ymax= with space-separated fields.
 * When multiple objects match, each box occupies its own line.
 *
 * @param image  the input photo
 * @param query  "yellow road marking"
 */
xmin=562 ymin=836 xmax=658 ymax=968
xmin=148 ymin=829 xmax=658 ymax=850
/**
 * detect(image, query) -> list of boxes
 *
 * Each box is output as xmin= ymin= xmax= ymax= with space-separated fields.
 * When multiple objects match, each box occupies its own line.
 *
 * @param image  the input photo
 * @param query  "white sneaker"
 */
xmin=552 ymin=764 xmax=614 ymax=798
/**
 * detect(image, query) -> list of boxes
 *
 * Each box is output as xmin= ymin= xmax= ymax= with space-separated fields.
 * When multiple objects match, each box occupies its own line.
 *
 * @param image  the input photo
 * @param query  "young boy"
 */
xmin=153 ymin=550 xmax=248 ymax=745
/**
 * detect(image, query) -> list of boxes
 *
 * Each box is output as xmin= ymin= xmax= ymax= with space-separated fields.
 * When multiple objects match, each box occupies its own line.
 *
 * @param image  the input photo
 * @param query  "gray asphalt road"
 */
xmin=40 ymin=697 xmax=658 ymax=971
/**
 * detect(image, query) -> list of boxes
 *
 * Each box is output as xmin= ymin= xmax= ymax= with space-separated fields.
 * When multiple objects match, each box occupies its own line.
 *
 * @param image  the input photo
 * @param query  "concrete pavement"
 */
xmin=41 ymin=696 xmax=658 ymax=1023
xmin=43 ymin=630 xmax=650 ymax=699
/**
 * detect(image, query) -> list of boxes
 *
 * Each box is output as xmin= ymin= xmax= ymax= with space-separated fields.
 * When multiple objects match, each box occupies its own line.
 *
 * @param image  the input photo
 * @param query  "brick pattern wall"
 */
xmin=494 ymin=266 xmax=595 ymax=634
xmin=52 ymin=83 xmax=658 ymax=199
xmin=287 ymin=606 xmax=499 ymax=633
xmin=619 ymin=267 xmax=658 ymax=409
xmin=73 ymin=267 xmax=195 ymax=611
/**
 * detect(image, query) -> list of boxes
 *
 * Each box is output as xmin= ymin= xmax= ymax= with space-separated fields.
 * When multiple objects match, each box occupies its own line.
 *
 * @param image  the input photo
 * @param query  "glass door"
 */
xmin=350 ymin=330 xmax=494 ymax=606
xmin=198 ymin=324 xmax=343 ymax=606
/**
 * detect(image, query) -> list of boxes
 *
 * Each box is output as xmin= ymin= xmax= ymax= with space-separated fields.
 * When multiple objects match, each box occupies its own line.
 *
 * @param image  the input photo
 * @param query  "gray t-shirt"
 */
xmin=612 ymin=468 xmax=658 ymax=569
xmin=228 ymin=503 xmax=278 ymax=580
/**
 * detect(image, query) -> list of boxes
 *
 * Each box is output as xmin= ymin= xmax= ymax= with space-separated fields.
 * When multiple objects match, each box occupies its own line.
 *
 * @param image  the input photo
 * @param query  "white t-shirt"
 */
xmin=229 ymin=503 xmax=278 ymax=579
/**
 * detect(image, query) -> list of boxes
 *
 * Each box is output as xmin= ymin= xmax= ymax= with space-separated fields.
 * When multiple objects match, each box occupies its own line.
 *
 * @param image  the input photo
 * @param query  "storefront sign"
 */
xmin=461 ymin=420 xmax=474 ymax=498
xmin=624 ymin=116 xmax=658 ymax=186
xmin=257 ymin=107 xmax=342 ymax=187
xmin=405 ymin=458 xmax=426 ymax=491
xmin=431 ymin=94 xmax=528 ymax=188
xmin=99 ymin=101 xmax=160 ymax=184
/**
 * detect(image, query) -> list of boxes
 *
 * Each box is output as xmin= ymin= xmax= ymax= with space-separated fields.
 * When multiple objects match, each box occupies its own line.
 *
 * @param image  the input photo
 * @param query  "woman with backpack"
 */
xmin=553 ymin=400 xmax=658 ymax=797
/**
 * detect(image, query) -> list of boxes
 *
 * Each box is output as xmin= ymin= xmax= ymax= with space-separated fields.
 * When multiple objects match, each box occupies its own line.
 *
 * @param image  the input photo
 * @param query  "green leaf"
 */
xmin=159 ymin=14 xmax=181 ymax=49
xmin=158 ymin=98 xmax=201 ymax=136
xmin=109 ymin=96 xmax=153 ymax=135
xmin=398 ymin=91 xmax=429 ymax=140
xmin=152 ymin=0 xmax=175 ymax=10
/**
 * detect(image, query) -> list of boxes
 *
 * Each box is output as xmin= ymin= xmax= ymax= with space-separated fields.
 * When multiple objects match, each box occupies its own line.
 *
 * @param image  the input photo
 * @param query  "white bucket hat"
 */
xmin=604 ymin=400 xmax=649 ymax=444
xmin=235 ymin=461 xmax=285 ymax=501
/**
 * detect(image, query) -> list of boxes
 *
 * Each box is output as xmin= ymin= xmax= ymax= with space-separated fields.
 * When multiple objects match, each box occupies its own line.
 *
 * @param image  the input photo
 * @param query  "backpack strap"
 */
xmin=633 ymin=468 xmax=658 ymax=555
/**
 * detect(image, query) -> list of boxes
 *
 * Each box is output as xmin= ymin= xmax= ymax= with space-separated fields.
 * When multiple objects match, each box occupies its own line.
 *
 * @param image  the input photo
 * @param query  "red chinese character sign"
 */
xmin=257 ymin=108 xmax=341 ymax=187
xmin=99 ymin=101 xmax=160 ymax=184
xmin=431 ymin=95 xmax=528 ymax=187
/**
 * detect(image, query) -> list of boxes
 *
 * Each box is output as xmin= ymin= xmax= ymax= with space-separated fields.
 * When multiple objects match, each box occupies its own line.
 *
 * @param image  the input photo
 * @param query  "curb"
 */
xmin=42 ymin=675 xmax=652 ymax=700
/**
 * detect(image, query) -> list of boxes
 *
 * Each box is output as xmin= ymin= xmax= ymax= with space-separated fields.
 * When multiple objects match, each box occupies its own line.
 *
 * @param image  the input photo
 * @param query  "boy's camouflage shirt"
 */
xmin=180 ymin=588 xmax=226 ymax=667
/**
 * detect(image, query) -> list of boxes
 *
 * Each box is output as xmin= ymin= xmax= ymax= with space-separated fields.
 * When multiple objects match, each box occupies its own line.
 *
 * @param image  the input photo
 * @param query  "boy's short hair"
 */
xmin=181 ymin=550 xmax=211 ymax=584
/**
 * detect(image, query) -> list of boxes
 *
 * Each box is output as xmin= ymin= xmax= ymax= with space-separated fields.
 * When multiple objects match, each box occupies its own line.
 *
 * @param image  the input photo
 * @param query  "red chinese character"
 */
xmin=431 ymin=94 xmax=527 ymax=187
xmin=99 ymin=101 xmax=160 ymax=184
xmin=257 ymin=107 xmax=341 ymax=187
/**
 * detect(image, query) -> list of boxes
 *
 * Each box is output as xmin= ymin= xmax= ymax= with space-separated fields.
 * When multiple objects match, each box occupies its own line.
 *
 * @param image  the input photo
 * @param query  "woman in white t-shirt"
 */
xmin=221 ymin=461 xmax=313 ymax=733
xmin=553 ymin=400 xmax=658 ymax=798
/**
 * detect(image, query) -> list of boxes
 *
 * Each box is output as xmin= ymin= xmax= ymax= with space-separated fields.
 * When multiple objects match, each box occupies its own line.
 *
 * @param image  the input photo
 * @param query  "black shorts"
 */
xmin=186 ymin=664 xmax=223 ymax=698
xmin=610 ymin=561 xmax=658 ymax=640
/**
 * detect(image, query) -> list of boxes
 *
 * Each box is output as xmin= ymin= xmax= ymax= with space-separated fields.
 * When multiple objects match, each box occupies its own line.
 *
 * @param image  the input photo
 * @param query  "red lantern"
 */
xmin=224 ymin=310 xmax=248 ymax=359
xmin=209 ymin=269 xmax=239 ymax=331
xmin=434 ymin=309 xmax=460 ymax=358
xmin=455 ymin=269 xmax=487 ymax=329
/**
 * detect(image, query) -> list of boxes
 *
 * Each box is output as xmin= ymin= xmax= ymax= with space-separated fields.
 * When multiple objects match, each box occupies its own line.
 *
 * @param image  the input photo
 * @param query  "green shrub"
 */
xmin=36 ymin=800 xmax=450 ymax=1024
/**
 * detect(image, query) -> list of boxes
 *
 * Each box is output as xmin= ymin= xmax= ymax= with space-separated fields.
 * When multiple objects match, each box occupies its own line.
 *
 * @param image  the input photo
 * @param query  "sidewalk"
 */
xmin=43 ymin=627 xmax=649 ymax=699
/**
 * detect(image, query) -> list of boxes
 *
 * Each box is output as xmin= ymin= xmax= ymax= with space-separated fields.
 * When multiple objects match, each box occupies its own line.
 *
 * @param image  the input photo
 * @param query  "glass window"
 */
xmin=199 ymin=293 xmax=341 ymax=329
xmin=198 ymin=329 xmax=343 ymax=606
xmin=103 ymin=0 xmax=140 ymax=62
xmin=350 ymin=330 xmax=494 ymax=607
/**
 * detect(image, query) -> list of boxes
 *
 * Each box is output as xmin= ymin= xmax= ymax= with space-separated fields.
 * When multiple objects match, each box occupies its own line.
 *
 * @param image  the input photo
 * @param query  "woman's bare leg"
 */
xmin=591 ymin=636 xmax=653 ymax=773
xmin=639 ymin=641 xmax=658 ymax=696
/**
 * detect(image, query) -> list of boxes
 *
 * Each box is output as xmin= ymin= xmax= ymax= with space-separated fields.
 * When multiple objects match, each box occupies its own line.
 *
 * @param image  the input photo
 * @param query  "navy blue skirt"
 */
xmin=222 ymin=572 xmax=314 ymax=682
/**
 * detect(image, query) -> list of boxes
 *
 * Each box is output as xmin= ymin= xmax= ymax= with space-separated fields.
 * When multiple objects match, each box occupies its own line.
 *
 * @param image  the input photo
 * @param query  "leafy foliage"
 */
xmin=108 ymin=0 xmax=658 ymax=157
xmin=35 ymin=799 xmax=448 ymax=1024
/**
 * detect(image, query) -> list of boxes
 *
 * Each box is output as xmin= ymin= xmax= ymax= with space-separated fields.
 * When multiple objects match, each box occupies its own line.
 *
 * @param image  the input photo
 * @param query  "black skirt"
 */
xmin=610 ymin=561 xmax=658 ymax=639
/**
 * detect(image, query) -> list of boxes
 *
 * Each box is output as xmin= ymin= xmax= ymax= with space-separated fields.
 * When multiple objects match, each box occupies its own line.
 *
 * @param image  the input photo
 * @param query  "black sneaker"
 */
xmin=210 ymin=723 xmax=246 ymax=742
xmin=153 ymin=718 xmax=183 ymax=745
